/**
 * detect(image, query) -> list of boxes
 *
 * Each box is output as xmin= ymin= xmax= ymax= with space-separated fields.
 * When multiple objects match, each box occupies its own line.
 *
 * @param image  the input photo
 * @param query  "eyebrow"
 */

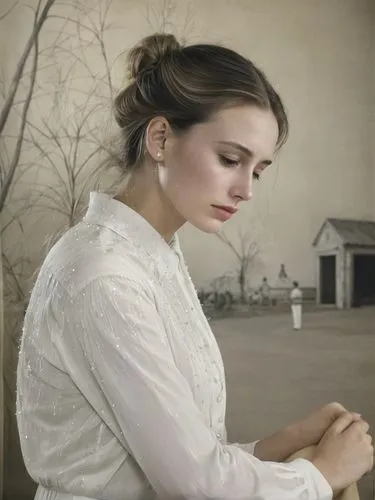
xmin=216 ymin=141 xmax=273 ymax=166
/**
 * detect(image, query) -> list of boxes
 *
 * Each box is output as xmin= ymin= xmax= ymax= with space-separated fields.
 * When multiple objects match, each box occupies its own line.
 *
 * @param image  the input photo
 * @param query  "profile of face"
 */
xmin=148 ymin=104 xmax=279 ymax=234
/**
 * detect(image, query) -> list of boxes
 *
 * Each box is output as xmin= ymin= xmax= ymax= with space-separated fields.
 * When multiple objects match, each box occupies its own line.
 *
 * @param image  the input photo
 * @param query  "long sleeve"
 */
xmin=233 ymin=441 xmax=259 ymax=455
xmin=67 ymin=276 xmax=332 ymax=500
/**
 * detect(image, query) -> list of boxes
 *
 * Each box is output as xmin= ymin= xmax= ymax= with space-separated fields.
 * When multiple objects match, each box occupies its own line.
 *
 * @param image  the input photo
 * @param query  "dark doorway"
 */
xmin=320 ymin=255 xmax=336 ymax=304
xmin=353 ymin=254 xmax=375 ymax=306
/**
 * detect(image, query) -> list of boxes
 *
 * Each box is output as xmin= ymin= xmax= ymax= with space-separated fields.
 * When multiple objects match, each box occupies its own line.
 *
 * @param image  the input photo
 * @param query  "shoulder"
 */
xmin=36 ymin=221 xmax=153 ymax=297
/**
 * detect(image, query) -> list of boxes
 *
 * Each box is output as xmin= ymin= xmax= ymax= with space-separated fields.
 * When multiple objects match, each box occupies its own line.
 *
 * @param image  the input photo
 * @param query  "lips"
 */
xmin=212 ymin=205 xmax=238 ymax=214
xmin=212 ymin=205 xmax=238 ymax=221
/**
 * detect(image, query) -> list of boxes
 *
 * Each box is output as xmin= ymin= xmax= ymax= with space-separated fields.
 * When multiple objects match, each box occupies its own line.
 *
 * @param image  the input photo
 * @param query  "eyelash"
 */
xmin=219 ymin=155 xmax=261 ymax=181
xmin=219 ymin=155 xmax=240 ymax=168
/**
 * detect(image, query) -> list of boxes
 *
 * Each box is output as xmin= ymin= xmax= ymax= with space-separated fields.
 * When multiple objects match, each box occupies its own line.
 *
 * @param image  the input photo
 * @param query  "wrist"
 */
xmin=287 ymin=416 xmax=323 ymax=451
xmin=311 ymin=457 xmax=337 ymax=493
xmin=282 ymin=421 xmax=309 ymax=455
xmin=254 ymin=425 xmax=301 ymax=462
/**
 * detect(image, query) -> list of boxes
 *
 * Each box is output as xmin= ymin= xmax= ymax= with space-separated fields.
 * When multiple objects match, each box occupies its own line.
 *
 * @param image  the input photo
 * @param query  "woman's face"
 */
xmin=157 ymin=104 xmax=279 ymax=233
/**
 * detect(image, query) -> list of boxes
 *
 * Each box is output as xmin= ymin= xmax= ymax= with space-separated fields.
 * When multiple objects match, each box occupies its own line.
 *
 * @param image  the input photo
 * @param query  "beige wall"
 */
xmin=2 ymin=0 xmax=374 ymax=294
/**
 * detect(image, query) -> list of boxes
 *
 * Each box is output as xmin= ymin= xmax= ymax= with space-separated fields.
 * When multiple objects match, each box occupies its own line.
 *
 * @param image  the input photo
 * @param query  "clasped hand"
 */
xmin=254 ymin=402 xmax=373 ymax=493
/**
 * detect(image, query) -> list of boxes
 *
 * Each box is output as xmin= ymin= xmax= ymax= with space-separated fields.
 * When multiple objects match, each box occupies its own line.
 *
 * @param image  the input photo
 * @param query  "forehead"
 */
xmin=194 ymin=105 xmax=279 ymax=157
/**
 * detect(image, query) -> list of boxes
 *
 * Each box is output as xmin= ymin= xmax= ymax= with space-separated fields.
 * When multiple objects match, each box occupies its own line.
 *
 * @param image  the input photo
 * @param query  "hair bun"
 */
xmin=126 ymin=33 xmax=181 ymax=80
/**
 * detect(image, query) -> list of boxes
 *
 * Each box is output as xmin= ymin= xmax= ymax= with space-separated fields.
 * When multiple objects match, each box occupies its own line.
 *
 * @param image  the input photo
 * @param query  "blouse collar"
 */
xmin=84 ymin=192 xmax=182 ymax=275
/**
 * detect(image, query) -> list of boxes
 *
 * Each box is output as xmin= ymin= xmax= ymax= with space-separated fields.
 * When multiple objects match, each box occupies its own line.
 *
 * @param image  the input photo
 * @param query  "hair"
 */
xmin=293 ymin=281 xmax=299 ymax=287
xmin=113 ymin=33 xmax=289 ymax=172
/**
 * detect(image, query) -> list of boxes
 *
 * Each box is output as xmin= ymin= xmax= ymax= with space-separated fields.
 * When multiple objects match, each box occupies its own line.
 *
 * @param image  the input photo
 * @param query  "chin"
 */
xmin=189 ymin=217 xmax=224 ymax=234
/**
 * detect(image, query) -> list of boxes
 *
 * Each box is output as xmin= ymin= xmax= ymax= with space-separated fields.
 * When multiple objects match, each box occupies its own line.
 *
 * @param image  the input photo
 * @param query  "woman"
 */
xmin=17 ymin=33 xmax=372 ymax=500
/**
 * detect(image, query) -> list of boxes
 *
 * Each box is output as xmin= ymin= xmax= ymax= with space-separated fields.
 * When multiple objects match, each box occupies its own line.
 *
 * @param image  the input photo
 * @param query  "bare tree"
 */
xmin=216 ymin=227 xmax=260 ymax=304
xmin=0 ymin=0 xmax=57 ymax=211
xmin=21 ymin=0 xmax=124 ymax=243
xmin=25 ymin=95 xmax=108 ymax=230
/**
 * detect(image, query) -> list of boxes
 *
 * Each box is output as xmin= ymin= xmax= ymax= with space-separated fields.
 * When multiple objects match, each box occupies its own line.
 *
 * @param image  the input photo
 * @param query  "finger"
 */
xmin=325 ymin=402 xmax=346 ymax=421
xmin=344 ymin=421 xmax=370 ymax=439
xmin=326 ymin=402 xmax=346 ymax=412
xmin=329 ymin=411 xmax=358 ymax=434
xmin=368 ymin=451 xmax=374 ymax=472
xmin=365 ymin=434 xmax=372 ymax=444
xmin=362 ymin=421 xmax=370 ymax=433
xmin=352 ymin=420 xmax=370 ymax=433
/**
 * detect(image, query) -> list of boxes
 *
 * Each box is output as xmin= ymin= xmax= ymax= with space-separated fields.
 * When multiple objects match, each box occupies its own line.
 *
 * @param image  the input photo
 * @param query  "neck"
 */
xmin=115 ymin=163 xmax=185 ymax=242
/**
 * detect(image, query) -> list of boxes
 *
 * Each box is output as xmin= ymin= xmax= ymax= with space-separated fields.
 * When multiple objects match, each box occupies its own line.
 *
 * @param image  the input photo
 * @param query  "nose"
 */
xmin=239 ymin=188 xmax=253 ymax=202
xmin=231 ymin=172 xmax=253 ymax=202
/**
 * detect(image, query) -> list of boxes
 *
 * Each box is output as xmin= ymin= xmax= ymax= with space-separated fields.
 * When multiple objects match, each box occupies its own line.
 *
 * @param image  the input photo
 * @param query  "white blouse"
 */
xmin=16 ymin=192 xmax=332 ymax=500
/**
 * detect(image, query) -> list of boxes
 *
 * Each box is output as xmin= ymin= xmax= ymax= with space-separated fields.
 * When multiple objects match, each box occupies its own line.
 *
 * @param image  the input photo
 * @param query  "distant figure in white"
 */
xmin=290 ymin=281 xmax=303 ymax=330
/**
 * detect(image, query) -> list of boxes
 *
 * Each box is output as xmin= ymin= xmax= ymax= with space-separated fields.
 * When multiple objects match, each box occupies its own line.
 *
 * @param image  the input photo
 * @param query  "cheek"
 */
xmin=169 ymin=146 xmax=218 ymax=191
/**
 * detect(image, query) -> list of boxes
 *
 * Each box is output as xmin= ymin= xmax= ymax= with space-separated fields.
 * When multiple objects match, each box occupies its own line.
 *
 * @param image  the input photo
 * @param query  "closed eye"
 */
xmin=220 ymin=155 xmax=261 ymax=180
xmin=219 ymin=155 xmax=240 ymax=168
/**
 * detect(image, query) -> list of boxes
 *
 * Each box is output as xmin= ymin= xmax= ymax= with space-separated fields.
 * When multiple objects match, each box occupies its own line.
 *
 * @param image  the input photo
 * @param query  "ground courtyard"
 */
xmin=214 ymin=306 xmax=375 ymax=500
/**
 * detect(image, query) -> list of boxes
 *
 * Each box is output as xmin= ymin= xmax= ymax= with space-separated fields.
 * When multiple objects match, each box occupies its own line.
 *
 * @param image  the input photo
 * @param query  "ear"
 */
xmin=145 ymin=117 xmax=172 ymax=162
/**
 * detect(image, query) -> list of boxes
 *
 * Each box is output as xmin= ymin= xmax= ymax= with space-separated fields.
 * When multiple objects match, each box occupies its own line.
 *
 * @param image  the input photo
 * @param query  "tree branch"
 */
xmin=0 ymin=0 xmax=56 ymax=138
xmin=216 ymin=231 xmax=242 ymax=261
xmin=0 ymin=14 xmax=40 ymax=212
xmin=0 ymin=2 xmax=19 ymax=22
